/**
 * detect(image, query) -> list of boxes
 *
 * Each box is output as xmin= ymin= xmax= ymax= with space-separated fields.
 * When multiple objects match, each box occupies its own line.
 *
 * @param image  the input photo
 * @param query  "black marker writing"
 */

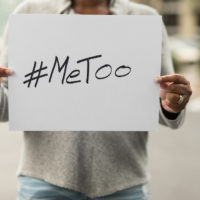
xmin=23 ymin=61 xmax=48 ymax=87
xmin=49 ymin=56 xmax=69 ymax=84
xmin=77 ymin=55 xmax=102 ymax=84
xmin=115 ymin=65 xmax=131 ymax=77
xmin=66 ymin=69 xmax=81 ymax=84
xmin=23 ymin=54 xmax=132 ymax=88
xmin=95 ymin=64 xmax=112 ymax=80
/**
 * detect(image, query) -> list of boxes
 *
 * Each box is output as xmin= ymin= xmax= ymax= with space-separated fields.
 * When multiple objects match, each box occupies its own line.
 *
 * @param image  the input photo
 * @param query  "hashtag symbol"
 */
xmin=23 ymin=61 xmax=48 ymax=88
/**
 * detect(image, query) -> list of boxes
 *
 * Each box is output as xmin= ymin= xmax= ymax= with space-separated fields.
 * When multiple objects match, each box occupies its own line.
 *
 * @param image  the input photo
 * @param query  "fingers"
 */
xmin=159 ymin=82 xmax=169 ymax=90
xmin=0 ymin=67 xmax=13 ymax=77
xmin=156 ymin=74 xmax=189 ymax=85
xmin=164 ymin=93 xmax=187 ymax=112
xmin=166 ymin=93 xmax=181 ymax=105
xmin=167 ymin=83 xmax=192 ymax=95
xmin=161 ymin=99 xmax=179 ymax=114
xmin=159 ymin=82 xmax=191 ymax=99
xmin=156 ymin=74 xmax=192 ymax=96
xmin=157 ymin=74 xmax=192 ymax=113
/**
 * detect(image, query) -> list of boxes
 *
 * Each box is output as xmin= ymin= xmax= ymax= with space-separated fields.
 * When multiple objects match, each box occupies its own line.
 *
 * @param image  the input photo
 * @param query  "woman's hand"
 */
xmin=0 ymin=67 xmax=12 ymax=84
xmin=156 ymin=74 xmax=192 ymax=114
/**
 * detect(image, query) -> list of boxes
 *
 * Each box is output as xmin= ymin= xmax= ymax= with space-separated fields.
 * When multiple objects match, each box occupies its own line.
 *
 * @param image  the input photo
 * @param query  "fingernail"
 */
xmin=6 ymin=69 xmax=13 ymax=75
xmin=155 ymin=77 xmax=161 ymax=82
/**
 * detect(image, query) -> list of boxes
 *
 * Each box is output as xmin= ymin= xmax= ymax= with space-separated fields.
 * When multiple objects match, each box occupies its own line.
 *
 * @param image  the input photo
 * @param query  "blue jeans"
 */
xmin=17 ymin=175 xmax=150 ymax=200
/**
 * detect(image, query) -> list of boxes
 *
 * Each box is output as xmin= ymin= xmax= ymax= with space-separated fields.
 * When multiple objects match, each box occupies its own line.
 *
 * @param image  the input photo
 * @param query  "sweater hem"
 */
xmin=17 ymin=171 xmax=150 ymax=198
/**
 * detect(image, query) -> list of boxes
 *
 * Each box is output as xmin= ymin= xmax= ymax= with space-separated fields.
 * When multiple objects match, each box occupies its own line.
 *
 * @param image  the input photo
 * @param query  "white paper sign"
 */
xmin=8 ymin=14 xmax=162 ymax=131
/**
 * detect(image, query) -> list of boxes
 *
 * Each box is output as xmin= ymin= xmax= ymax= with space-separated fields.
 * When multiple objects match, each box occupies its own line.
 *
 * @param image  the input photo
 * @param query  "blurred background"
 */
xmin=0 ymin=0 xmax=200 ymax=199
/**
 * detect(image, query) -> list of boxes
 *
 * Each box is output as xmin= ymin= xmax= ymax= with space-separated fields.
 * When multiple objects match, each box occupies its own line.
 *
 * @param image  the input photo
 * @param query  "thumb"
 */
xmin=159 ymin=82 xmax=170 ymax=90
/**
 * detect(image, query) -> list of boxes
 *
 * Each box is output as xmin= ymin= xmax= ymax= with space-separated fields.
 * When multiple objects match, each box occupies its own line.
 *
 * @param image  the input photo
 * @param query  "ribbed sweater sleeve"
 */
xmin=0 ymin=22 xmax=9 ymax=122
xmin=158 ymin=22 xmax=185 ymax=129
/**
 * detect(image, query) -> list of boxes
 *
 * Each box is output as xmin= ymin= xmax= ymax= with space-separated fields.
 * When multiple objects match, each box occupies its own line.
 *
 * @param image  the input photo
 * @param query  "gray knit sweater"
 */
xmin=0 ymin=0 xmax=185 ymax=198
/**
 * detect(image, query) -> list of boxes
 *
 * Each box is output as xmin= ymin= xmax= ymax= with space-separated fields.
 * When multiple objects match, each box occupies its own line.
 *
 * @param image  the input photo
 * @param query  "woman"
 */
xmin=0 ymin=0 xmax=192 ymax=200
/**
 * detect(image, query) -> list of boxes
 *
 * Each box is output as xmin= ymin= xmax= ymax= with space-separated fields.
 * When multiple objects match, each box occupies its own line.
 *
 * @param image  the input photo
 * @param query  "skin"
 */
xmin=0 ymin=0 xmax=192 ymax=114
xmin=156 ymin=75 xmax=192 ymax=114
xmin=72 ymin=0 xmax=110 ymax=14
